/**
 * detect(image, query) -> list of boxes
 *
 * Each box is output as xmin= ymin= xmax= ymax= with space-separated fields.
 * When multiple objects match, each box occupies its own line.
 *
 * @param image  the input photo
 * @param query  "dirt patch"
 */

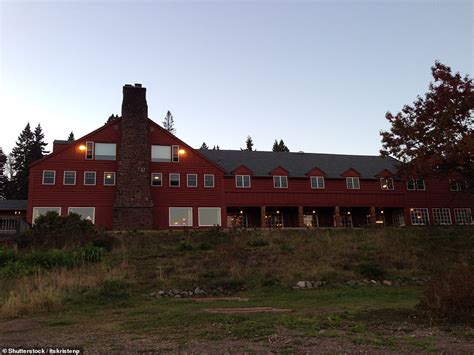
xmin=204 ymin=307 xmax=292 ymax=314
xmin=193 ymin=297 xmax=250 ymax=302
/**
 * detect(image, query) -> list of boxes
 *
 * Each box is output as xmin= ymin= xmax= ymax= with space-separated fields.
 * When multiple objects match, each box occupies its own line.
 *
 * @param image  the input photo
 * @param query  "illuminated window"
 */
xmin=409 ymin=208 xmax=429 ymax=225
xmin=68 ymin=207 xmax=95 ymax=224
xmin=380 ymin=178 xmax=394 ymax=190
xmin=169 ymin=207 xmax=193 ymax=227
xmin=151 ymin=145 xmax=171 ymax=162
xmin=104 ymin=172 xmax=116 ymax=186
xmin=63 ymin=171 xmax=76 ymax=185
xmin=236 ymin=175 xmax=251 ymax=188
xmin=273 ymin=176 xmax=288 ymax=188
xmin=454 ymin=208 xmax=473 ymax=225
xmin=42 ymin=170 xmax=56 ymax=185
xmin=169 ymin=173 xmax=180 ymax=187
xmin=84 ymin=171 xmax=96 ymax=186
xmin=151 ymin=173 xmax=162 ymax=187
xmin=432 ymin=208 xmax=452 ymax=225
xmin=310 ymin=176 xmax=325 ymax=189
xmin=346 ymin=177 xmax=360 ymax=189
xmin=204 ymin=174 xmax=215 ymax=188
xmin=95 ymin=143 xmax=116 ymax=160
xmin=198 ymin=207 xmax=222 ymax=226
xmin=172 ymin=145 xmax=179 ymax=162
xmin=187 ymin=174 xmax=197 ymax=187
xmin=85 ymin=141 xmax=94 ymax=160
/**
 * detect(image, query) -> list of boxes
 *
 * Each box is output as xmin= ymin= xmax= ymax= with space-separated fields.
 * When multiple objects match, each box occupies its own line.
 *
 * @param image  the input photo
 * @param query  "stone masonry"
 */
xmin=112 ymin=84 xmax=154 ymax=229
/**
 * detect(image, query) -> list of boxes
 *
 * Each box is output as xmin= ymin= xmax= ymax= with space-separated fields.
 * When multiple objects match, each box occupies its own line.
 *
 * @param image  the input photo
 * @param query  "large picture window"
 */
xmin=454 ymin=208 xmax=473 ymax=225
xmin=169 ymin=207 xmax=193 ymax=227
xmin=151 ymin=145 xmax=171 ymax=162
xmin=95 ymin=143 xmax=116 ymax=160
xmin=68 ymin=207 xmax=95 ymax=223
xmin=32 ymin=207 xmax=61 ymax=224
xmin=198 ymin=207 xmax=222 ymax=226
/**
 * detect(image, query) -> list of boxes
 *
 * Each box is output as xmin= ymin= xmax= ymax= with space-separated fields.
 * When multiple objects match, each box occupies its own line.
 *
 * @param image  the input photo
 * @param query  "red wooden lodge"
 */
xmin=26 ymin=84 xmax=474 ymax=230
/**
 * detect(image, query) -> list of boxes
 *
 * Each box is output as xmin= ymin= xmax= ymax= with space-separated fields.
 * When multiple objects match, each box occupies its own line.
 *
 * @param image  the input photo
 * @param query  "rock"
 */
xmin=296 ymin=281 xmax=306 ymax=288
xmin=149 ymin=292 xmax=156 ymax=297
xmin=158 ymin=290 xmax=166 ymax=296
xmin=362 ymin=279 xmax=370 ymax=284
xmin=174 ymin=294 xmax=182 ymax=298
xmin=370 ymin=280 xmax=378 ymax=285
xmin=305 ymin=281 xmax=313 ymax=288
xmin=346 ymin=280 xmax=357 ymax=286
xmin=383 ymin=280 xmax=392 ymax=286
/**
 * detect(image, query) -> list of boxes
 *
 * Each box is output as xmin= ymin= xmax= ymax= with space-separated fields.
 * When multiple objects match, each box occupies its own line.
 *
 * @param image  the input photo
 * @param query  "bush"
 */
xmin=419 ymin=265 xmax=474 ymax=323
xmin=358 ymin=262 xmax=387 ymax=280
xmin=177 ymin=241 xmax=194 ymax=251
xmin=247 ymin=239 xmax=269 ymax=247
xmin=0 ymin=247 xmax=16 ymax=267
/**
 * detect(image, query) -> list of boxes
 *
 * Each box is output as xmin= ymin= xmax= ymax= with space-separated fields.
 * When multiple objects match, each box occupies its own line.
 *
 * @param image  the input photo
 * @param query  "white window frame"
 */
xmin=198 ymin=207 xmax=222 ymax=227
xmin=187 ymin=173 xmax=198 ymax=187
xmin=42 ymin=170 xmax=56 ymax=185
xmin=85 ymin=141 xmax=94 ymax=160
xmin=94 ymin=143 xmax=116 ymax=161
xmin=454 ymin=208 xmax=473 ymax=225
xmin=346 ymin=177 xmax=360 ymax=190
xmin=172 ymin=145 xmax=179 ymax=163
xmin=235 ymin=175 xmax=251 ymax=188
xmin=204 ymin=174 xmax=215 ymax=188
xmin=151 ymin=173 xmax=163 ymax=187
xmin=151 ymin=145 xmax=172 ymax=162
xmin=406 ymin=179 xmax=416 ymax=191
xmin=409 ymin=208 xmax=430 ymax=225
xmin=103 ymin=172 xmax=116 ymax=186
xmin=432 ymin=208 xmax=452 ymax=225
xmin=84 ymin=171 xmax=97 ymax=186
xmin=32 ymin=207 xmax=61 ymax=224
xmin=169 ymin=207 xmax=193 ymax=227
xmin=310 ymin=176 xmax=325 ymax=189
xmin=449 ymin=179 xmax=462 ymax=191
xmin=63 ymin=171 xmax=76 ymax=185
xmin=380 ymin=178 xmax=394 ymax=190
xmin=68 ymin=207 xmax=96 ymax=224
xmin=169 ymin=173 xmax=180 ymax=187
xmin=416 ymin=178 xmax=425 ymax=191
xmin=273 ymin=175 xmax=288 ymax=189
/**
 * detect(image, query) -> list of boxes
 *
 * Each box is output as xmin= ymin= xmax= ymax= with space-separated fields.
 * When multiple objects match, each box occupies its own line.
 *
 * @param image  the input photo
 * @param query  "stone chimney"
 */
xmin=112 ymin=84 xmax=153 ymax=229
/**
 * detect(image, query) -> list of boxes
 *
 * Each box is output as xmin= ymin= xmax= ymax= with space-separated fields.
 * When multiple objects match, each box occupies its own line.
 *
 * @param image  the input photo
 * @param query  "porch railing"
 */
xmin=0 ymin=216 xmax=30 ymax=235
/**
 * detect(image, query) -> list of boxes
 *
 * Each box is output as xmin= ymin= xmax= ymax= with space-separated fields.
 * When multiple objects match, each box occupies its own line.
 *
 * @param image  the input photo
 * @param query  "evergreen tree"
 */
xmin=273 ymin=139 xmax=290 ymax=152
xmin=163 ymin=111 xmax=176 ymax=134
xmin=200 ymin=142 xmax=209 ymax=150
xmin=68 ymin=131 xmax=75 ymax=142
xmin=243 ymin=136 xmax=254 ymax=151
xmin=0 ymin=147 xmax=7 ymax=199
xmin=105 ymin=114 xmax=120 ymax=125
xmin=272 ymin=140 xmax=279 ymax=151
xmin=31 ymin=124 xmax=48 ymax=161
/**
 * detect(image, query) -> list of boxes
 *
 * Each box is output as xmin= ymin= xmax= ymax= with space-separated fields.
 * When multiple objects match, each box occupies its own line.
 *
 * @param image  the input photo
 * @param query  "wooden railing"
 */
xmin=0 ymin=216 xmax=30 ymax=235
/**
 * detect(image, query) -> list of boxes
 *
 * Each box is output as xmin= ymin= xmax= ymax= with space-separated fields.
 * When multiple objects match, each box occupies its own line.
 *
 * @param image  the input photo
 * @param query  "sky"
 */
xmin=0 ymin=0 xmax=472 ymax=156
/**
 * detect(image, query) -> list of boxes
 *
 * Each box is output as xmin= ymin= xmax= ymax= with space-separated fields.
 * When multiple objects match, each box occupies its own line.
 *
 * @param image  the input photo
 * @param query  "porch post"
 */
xmin=334 ymin=206 xmax=342 ymax=227
xmin=298 ymin=206 xmax=305 ymax=227
xmin=370 ymin=206 xmax=377 ymax=225
xmin=260 ymin=206 xmax=266 ymax=228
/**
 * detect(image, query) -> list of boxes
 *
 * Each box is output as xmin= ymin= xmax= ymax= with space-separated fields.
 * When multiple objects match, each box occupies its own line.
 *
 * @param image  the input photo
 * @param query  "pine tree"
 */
xmin=68 ymin=131 xmax=75 ymax=142
xmin=272 ymin=139 xmax=290 ymax=152
xmin=200 ymin=142 xmax=209 ymax=150
xmin=163 ymin=111 xmax=176 ymax=134
xmin=243 ymin=136 xmax=254 ymax=151
xmin=0 ymin=147 xmax=8 ymax=199
xmin=105 ymin=114 xmax=120 ymax=125
xmin=272 ymin=140 xmax=279 ymax=151
xmin=31 ymin=124 xmax=48 ymax=161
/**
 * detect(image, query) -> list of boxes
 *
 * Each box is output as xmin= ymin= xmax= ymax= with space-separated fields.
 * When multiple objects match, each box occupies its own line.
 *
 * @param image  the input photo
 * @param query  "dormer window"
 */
xmin=273 ymin=176 xmax=288 ymax=188
xmin=346 ymin=177 xmax=360 ymax=189
xmin=236 ymin=175 xmax=251 ymax=188
xmin=407 ymin=178 xmax=425 ymax=191
xmin=380 ymin=178 xmax=394 ymax=190
xmin=310 ymin=176 xmax=325 ymax=189
xmin=450 ymin=179 xmax=462 ymax=191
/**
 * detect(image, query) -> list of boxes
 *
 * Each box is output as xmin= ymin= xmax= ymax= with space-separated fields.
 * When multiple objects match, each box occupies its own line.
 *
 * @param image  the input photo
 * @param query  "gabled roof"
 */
xmin=0 ymin=200 xmax=28 ymax=210
xmin=199 ymin=150 xmax=400 ymax=179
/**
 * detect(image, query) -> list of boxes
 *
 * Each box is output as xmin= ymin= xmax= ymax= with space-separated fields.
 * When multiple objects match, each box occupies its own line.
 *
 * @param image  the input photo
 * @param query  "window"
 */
xmin=172 ymin=145 xmax=179 ymax=163
xmin=32 ymin=207 xmax=61 ymax=224
xmin=68 ymin=207 xmax=95 ymax=223
xmin=416 ymin=179 xmax=425 ymax=190
xmin=236 ymin=175 xmax=251 ymax=188
xmin=104 ymin=172 xmax=116 ymax=186
xmin=187 ymin=174 xmax=197 ymax=187
xmin=169 ymin=207 xmax=193 ymax=227
xmin=84 ymin=171 xmax=96 ymax=185
xmin=63 ymin=171 xmax=76 ymax=185
xmin=151 ymin=173 xmax=162 ymax=187
xmin=204 ymin=174 xmax=215 ymax=188
xmin=311 ymin=176 xmax=325 ymax=189
xmin=42 ymin=170 xmax=56 ymax=185
xmin=346 ymin=177 xmax=360 ymax=189
xmin=95 ymin=143 xmax=116 ymax=160
xmin=198 ymin=207 xmax=222 ymax=226
xmin=409 ymin=208 xmax=429 ymax=225
xmin=432 ymin=208 xmax=452 ymax=225
xmin=273 ymin=176 xmax=288 ymax=188
xmin=407 ymin=178 xmax=425 ymax=191
xmin=169 ymin=173 xmax=180 ymax=187
xmin=406 ymin=179 xmax=416 ymax=191
xmin=450 ymin=180 xmax=462 ymax=191
xmin=151 ymin=145 xmax=171 ymax=162
xmin=454 ymin=208 xmax=473 ymax=225
xmin=85 ymin=141 xmax=94 ymax=160
xmin=380 ymin=178 xmax=394 ymax=190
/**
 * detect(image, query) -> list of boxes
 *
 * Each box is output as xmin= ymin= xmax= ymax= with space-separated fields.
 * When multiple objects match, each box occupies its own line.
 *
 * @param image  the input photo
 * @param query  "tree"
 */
xmin=68 ymin=131 xmax=75 ymax=142
xmin=31 ymin=124 xmax=48 ymax=161
xmin=105 ymin=114 xmax=120 ymax=125
xmin=0 ymin=147 xmax=8 ymax=199
xmin=242 ymin=136 xmax=254 ymax=151
xmin=200 ymin=142 xmax=209 ymax=150
xmin=272 ymin=139 xmax=290 ymax=152
xmin=212 ymin=145 xmax=220 ymax=150
xmin=380 ymin=61 xmax=474 ymax=185
xmin=163 ymin=111 xmax=176 ymax=134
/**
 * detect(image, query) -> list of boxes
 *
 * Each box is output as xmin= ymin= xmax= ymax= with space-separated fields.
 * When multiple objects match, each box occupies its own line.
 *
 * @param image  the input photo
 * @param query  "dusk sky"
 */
xmin=0 ymin=0 xmax=472 ymax=156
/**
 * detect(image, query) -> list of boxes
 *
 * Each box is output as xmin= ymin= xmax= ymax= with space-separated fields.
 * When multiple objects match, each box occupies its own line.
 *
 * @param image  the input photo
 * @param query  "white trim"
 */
xmin=454 ymin=208 xmax=473 ymax=225
xmin=63 ymin=171 xmax=76 ymax=185
xmin=103 ymin=172 xmax=116 ymax=186
xmin=32 ymin=207 xmax=62 ymax=224
xmin=187 ymin=173 xmax=198 ymax=187
xmin=380 ymin=177 xmax=394 ymax=190
xmin=85 ymin=141 xmax=94 ymax=160
xmin=169 ymin=173 xmax=180 ymax=187
xmin=273 ymin=175 xmax=288 ymax=189
xmin=204 ymin=174 xmax=215 ymax=188
xmin=84 ymin=171 xmax=97 ymax=186
xmin=68 ymin=207 xmax=96 ymax=224
xmin=346 ymin=177 xmax=360 ymax=190
xmin=198 ymin=207 xmax=222 ymax=226
xmin=168 ymin=207 xmax=193 ymax=227
xmin=432 ymin=208 xmax=452 ymax=225
xmin=409 ymin=208 xmax=430 ymax=225
xmin=406 ymin=179 xmax=416 ymax=191
xmin=42 ymin=170 xmax=56 ymax=185
xmin=151 ymin=173 xmax=163 ymax=187
xmin=235 ymin=175 xmax=251 ymax=188
xmin=310 ymin=176 xmax=325 ymax=189
xmin=416 ymin=179 xmax=426 ymax=191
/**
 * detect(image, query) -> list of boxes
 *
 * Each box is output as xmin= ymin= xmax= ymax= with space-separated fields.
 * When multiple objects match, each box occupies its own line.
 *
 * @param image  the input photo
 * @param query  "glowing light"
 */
xmin=178 ymin=149 xmax=186 ymax=155
xmin=381 ymin=210 xmax=384 ymax=214
xmin=78 ymin=144 xmax=86 ymax=151
xmin=276 ymin=210 xmax=280 ymax=214
xmin=312 ymin=210 xmax=316 ymax=214
xmin=239 ymin=210 xmax=243 ymax=214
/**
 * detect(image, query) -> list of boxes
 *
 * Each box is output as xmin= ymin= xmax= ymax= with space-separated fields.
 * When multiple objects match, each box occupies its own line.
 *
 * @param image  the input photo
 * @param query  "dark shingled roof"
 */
xmin=200 ymin=150 xmax=400 ymax=179
xmin=0 ymin=200 xmax=28 ymax=210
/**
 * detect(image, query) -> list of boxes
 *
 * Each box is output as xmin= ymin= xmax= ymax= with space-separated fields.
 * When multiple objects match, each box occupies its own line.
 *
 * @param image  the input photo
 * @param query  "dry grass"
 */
xmin=0 ymin=260 xmax=131 ymax=317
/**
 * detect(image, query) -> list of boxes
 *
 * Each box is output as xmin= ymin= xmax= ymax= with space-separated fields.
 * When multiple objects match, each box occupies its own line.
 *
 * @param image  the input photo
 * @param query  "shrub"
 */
xmin=419 ymin=265 xmax=474 ymax=323
xmin=247 ymin=239 xmax=269 ymax=247
xmin=0 ymin=247 xmax=16 ymax=267
xmin=177 ymin=241 xmax=194 ymax=251
xmin=358 ymin=262 xmax=387 ymax=280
